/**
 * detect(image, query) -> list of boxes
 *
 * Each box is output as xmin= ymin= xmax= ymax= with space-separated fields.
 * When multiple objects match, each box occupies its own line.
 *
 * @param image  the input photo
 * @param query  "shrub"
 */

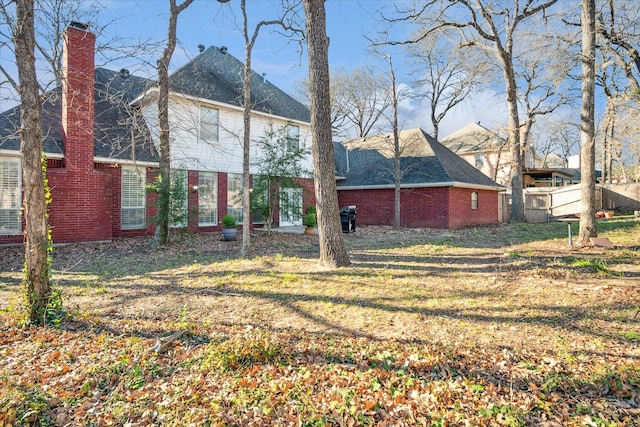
xmin=303 ymin=206 xmax=317 ymax=227
xmin=222 ymin=214 xmax=237 ymax=228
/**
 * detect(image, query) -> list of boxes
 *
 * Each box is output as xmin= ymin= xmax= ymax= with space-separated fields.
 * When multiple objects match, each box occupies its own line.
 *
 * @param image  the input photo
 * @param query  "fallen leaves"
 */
xmin=1 ymin=322 xmax=639 ymax=425
xmin=1 ymin=223 xmax=640 ymax=424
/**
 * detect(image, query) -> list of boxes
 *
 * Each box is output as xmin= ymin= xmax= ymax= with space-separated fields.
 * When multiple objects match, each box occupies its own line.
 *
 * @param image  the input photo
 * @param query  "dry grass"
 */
xmin=1 ymin=220 xmax=639 ymax=425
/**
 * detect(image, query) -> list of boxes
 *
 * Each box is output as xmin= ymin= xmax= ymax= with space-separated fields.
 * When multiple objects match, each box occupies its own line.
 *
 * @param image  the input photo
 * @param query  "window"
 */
xmin=198 ymin=171 xmax=218 ymax=226
xmin=0 ymin=157 xmax=21 ymax=235
xmin=471 ymin=192 xmax=478 ymax=210
xmin=279 ymin=187 xmax=303 ymax=226
xmin=121 ymin=166 xmax=146 ymax=229
xmin=286 ymin=124 xmax=299 ymax=151
xmin=227 ymin=173 xmax=243 ymax=222
xmin=199 ymin=106 xmax=219 ymax=143
xmin=170 ymin=169 xmax=188 ymax=228
xmin=474 ymin=153 xmax=484 ymax=168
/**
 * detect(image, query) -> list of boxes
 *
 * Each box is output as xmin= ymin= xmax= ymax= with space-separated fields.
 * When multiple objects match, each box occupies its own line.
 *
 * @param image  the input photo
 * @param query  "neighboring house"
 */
xmin=0 ymin=24 xmax=313 ymax=245
xmin=439 ymin=122 xmax=512 ymax=187
xmin=334 ymin=128 xmax=503 ymax=229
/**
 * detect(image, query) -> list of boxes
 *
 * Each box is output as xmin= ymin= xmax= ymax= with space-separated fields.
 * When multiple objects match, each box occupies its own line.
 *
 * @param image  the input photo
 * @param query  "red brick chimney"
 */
xmin=62 ymin=22 xmax=95 ymax=169
xmin=47 ymin=23 xmax=113 ymax=243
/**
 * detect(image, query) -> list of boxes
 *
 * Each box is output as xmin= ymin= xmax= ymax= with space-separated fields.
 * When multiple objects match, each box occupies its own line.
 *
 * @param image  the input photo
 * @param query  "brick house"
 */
xmin=334 ymin=128 xmax=503 ymax=229
xmin=0 ymin=24 xmax=313 ymax=245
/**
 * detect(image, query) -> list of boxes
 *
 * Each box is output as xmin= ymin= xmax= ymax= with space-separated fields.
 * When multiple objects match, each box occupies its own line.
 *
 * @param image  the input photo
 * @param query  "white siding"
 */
xmin=141 ymin=96 xmax=313 ymax=176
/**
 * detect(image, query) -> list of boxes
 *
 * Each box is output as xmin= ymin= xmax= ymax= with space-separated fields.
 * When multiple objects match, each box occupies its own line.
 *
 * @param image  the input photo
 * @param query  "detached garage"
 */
xmin=334 ymin=129 xmax=503 ymax=229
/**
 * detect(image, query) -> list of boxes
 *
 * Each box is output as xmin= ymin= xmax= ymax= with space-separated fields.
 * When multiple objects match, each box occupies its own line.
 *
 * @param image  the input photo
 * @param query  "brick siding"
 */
xmin=337 ymin=186 xmax=499 ymax=229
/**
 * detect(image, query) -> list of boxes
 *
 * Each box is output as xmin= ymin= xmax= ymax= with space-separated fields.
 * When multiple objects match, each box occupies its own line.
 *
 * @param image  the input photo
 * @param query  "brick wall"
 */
xmin=47 ymin=168 xmax=113 ymax=243
xmin=338 ymin=186 xmax=499 ymax=229
xmin=40 ymin=25 xmax=115 ymax=243
xmin=296 ymin=177 xmax=316 ymax=210
xmin=447 ymin=187 xmax=499 ymax=229
xmin=62 ymin=26 xmax=95 ymax=171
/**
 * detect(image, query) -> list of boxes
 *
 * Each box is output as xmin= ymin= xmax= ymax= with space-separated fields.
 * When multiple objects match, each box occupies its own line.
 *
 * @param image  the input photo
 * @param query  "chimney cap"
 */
xmin=69 ymin=21 xmax=89 ymax=30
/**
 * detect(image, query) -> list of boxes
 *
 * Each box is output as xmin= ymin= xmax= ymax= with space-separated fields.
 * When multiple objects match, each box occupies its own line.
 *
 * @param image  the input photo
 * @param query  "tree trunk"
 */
xmin=501 ymin=54 xmax=525 ymax=223
xmin=303 ymin=0 xmax=350 ymax=267
xmin=241 ymin=46 xmax=252 ymax=256
xmin=578 ymin=0 xmax=597 ymax=245
xmin=521 ymin=117 xmax=534 ymax=168
xmin=15 ymin=0 xmax=51 ymax=324
xmin=389 ymin=57 xmax=401 ymax=230
xmin=241 ymin=0 xmax=252 ymax=257
xmin=154 ymin=0 xmax=194 ymax=247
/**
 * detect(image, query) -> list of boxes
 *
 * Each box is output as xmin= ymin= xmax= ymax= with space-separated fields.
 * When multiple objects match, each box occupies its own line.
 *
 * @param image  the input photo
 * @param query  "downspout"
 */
xmin=346 ymin=147 xmax=350 ymax=173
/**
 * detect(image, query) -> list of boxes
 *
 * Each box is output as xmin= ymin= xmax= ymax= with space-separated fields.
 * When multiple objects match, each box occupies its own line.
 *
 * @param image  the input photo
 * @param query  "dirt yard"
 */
xmin=1 ymin=221 xmax=639 ymax=425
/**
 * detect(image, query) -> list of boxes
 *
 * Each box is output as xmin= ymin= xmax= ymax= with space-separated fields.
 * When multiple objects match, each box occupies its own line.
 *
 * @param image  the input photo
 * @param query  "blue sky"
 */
xmin=98 ymin=1 xmax=395 ymax=90
xmin=94 ymin=0 xmax=509 ymax=138
xmin=0 ymin=0 xmax=522 ymax=139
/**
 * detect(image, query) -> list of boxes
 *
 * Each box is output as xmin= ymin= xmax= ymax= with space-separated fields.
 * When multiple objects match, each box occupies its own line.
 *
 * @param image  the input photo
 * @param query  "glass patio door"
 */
xmin=279 ymin=187 xmax=303 ymax=227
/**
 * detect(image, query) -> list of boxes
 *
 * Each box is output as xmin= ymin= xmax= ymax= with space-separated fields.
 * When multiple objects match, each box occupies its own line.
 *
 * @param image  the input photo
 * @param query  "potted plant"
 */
xmin=302 ymin=206 xmax=317 ymax=234
xmin=221 ymin=213 xmax=237 ymax=241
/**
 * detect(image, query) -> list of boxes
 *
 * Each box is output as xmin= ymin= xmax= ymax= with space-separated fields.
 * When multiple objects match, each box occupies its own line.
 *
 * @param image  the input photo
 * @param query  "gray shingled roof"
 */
xmin=0 ymin=89 xmax=65 ymax=155
xmin=1 ymin=46 xmax=309 ymax=162
xmin=0 ymin=68 xmax=158 ymax=162
xmin=93 ymin=68 xmax=157 ymax=162
xmin=169 ymin=46 xmax=310 ymax=123
xmin=335 ymin=128 xmax=502 ymax=189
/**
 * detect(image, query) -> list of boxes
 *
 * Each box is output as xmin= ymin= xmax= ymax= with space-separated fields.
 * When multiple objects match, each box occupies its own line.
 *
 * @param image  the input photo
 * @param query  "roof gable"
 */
xmin=440 ymin=122 xmax=506 ymax=154
xmin=168 ymin=46 xmax=310 ymax=123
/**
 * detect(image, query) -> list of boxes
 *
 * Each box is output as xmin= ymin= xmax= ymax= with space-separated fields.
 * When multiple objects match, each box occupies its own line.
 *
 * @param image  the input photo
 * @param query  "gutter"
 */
xmin=1 ymin=149 xmax=64 ymax=159
xmin=337 ymin=181 xmax=503 ymax=192
xmin=94 ymin=157 xmax=159 ymax=167
xmin=131 ymin=88 xmax=311 ymax=127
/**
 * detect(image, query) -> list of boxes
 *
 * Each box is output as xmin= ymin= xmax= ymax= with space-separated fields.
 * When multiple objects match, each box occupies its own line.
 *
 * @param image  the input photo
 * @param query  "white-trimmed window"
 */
xmin=0 ymin=157 xmax=21 ymax=235
xmin=199 ymin=106 xmax=219 ymax=143
xmin=198 ymin=171 xmax=218 ymax=226
xmin=471 ymin=191 xmax=478 ymax=210
xmin=121 ymin=166 xmax=146 ymax=229
xmin=227 ymin=173 xmax=243 ymax=223
xmin=474 ymin=153 xmax=484 ymax=168
xmin=170 ymin=169 xmax=188 ymax=228
xmin=286 ymin=124 xmax=299 ymax=151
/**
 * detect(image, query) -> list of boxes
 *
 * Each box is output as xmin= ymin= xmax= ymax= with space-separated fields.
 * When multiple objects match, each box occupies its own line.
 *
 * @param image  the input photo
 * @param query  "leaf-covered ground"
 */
xmin=1 ymin=220 xmax=639 ymax=426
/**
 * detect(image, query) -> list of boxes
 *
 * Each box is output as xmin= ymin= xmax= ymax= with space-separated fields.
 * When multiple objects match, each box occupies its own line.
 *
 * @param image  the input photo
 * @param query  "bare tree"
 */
xmin=385 ymin=0 xmax=558 ymax=223
xmin=153 ymin=0 xmax=194 ymax=247
xmin=597 ymin=43 xmax=640 ymax=183
xmin=302 ymin=0 xmax=350 ymax=267
xmin=596 ymin=0 xmax=640 ymax=94
xmin=1 ymin=0 xmax=156 ymax=102
xmin=13 ymin=0 xmax=51 ymax=324
xmin=387 ymin=56 xmax=401 ymax=230
xmin=406 ymin=32 xmax=491 ymax=141
xmin=532 ymin=118 xmax=580 ymax=167
xmin=598 ymin=59 xmax=621 ymax=184
xmin=578 ymin=0 xmax=597 ymax=245
xmin=517 ymin=35 xmax=578 ymax=163
xmin=237 ymin=0 xmax=298 ymax=256
xmin=296 ymin=66 xmax=391 ymax=139
xmin=332 ymin=66 xmax=392 ymax=138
